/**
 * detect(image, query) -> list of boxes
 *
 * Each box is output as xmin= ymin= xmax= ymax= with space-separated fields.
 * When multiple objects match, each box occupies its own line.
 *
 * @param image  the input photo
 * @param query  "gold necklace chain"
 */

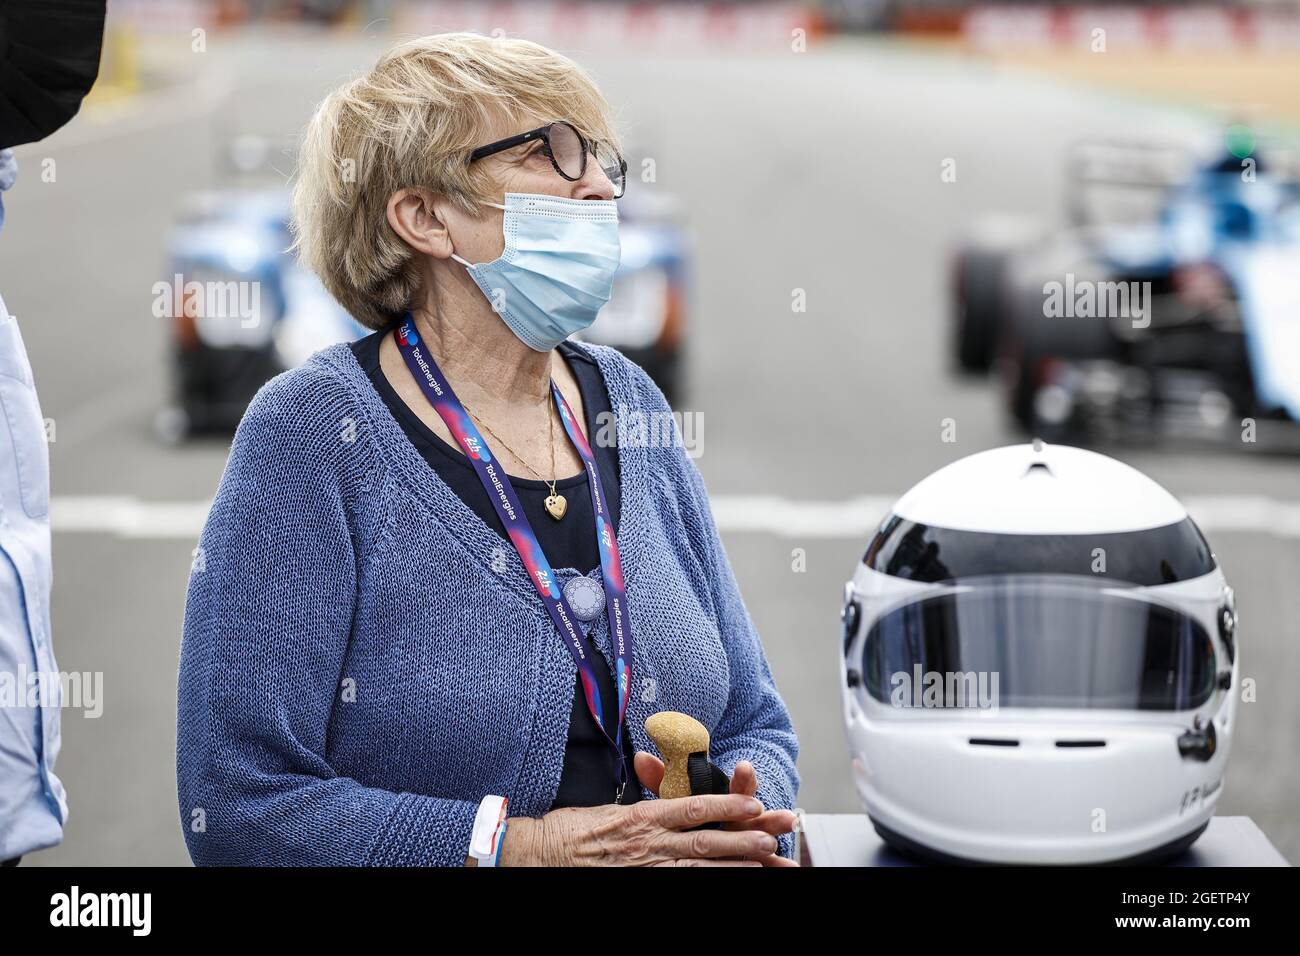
xmin=462 ymin=397 xmax=559 ymax=497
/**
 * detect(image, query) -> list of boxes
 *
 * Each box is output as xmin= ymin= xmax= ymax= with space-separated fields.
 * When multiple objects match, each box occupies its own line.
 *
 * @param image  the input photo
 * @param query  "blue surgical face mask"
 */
xmin=451 ymin=192 xmax=621 ymax=352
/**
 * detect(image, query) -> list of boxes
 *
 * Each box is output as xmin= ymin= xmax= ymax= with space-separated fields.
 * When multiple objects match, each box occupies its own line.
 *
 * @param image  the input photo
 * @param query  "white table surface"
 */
xmin=796 ymin=813 xmax=1291 ymax=867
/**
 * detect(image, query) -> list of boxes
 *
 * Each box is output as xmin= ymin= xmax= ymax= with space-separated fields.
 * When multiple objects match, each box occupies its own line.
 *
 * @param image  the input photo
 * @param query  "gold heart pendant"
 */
xmin=544 ymin=494 xmax=568 ymax=520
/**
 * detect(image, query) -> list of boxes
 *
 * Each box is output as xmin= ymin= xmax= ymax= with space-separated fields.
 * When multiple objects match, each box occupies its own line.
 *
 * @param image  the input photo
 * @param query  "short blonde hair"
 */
xmin=290 ymin=33 xmax=620 ymax=330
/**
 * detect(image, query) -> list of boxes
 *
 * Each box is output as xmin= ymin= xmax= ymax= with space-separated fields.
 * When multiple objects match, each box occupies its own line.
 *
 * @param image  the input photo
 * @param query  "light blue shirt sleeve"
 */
xmin=0 ymin=292 xmax=66 ymax=861
xmin=0 ymin=150 xmax=15 ymax=233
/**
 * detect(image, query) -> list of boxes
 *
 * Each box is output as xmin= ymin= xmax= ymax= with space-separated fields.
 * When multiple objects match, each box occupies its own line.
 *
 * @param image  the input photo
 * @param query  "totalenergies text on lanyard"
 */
xmin=394 ymin=314 xmax=635 ymax=801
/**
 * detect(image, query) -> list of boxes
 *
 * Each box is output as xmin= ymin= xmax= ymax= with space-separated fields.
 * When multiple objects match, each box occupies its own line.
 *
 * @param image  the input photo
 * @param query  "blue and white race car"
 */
xmin=160 ymin=169 xmax=689 ymax=437
xmin=952 ymin=139 xmax=1300 ymax=448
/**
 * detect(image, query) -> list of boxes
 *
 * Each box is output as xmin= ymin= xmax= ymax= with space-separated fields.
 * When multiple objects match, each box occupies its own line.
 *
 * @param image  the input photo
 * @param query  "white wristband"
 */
xmin=469 ymin=795 xmax=509 ymax=867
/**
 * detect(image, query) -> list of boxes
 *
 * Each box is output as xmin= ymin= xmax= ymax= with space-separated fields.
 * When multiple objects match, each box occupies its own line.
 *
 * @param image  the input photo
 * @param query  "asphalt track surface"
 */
xmin=2 ymin=31 xmax=1296 ymax=864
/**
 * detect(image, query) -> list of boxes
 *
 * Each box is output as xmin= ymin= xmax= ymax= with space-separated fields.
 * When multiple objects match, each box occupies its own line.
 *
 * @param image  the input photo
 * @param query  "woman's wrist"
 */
xmin=498 ymin=815 xmax=548 ymax=866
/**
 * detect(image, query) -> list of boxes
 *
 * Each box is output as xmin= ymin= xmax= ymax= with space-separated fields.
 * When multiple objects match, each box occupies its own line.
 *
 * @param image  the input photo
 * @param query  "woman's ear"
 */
xmin=386 ymin=187 xmax=455 ymax=259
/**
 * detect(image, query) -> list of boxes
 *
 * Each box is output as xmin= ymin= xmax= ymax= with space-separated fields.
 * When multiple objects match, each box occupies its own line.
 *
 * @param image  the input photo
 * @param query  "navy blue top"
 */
xmin=350 ymin=327 xmax=639 ymax=809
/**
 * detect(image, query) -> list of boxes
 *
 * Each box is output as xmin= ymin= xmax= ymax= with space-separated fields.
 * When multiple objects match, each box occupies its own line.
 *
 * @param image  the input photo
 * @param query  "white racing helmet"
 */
xmin=839 ymin=442 xmax=1239 ymax=864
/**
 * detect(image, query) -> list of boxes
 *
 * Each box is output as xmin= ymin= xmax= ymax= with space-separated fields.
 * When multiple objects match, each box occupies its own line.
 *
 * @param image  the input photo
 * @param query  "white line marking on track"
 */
xmin=52 ymin=497 xmax=213 ymax=539
xmin=49 ymin=494 xmax=1300 ymax=540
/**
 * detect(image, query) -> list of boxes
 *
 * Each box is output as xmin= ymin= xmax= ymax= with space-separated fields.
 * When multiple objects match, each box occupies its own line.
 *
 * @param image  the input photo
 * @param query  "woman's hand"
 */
xmin=631 ymin=751 xmax=798 ymax=866
xmin=499 ymin=794 xmax=780 ymax=866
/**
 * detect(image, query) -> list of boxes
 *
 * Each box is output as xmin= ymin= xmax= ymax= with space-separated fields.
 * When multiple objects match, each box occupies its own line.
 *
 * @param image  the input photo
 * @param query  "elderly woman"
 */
xmin=176 ymin=33 xmax=798 ymax=867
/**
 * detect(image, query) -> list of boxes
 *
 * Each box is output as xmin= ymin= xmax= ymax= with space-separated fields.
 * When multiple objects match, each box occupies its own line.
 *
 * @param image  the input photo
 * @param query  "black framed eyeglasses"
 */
xmin=467 ymin=121 xmax=627 ymax=198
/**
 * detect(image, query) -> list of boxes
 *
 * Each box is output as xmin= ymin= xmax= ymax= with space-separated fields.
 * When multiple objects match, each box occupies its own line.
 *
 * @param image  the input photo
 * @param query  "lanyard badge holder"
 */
xmin=395 ymin=315 xmax=634 ymax=800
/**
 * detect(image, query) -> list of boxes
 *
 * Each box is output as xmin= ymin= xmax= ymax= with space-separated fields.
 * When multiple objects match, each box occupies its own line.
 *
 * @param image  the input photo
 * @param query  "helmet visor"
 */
xmin=859 ymin=575 xmax=1217 ymax=712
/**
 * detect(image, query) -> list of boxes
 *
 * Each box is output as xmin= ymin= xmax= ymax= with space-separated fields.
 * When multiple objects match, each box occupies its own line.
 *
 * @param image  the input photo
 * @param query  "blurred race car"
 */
xmin=159 ymin=188 xmax=359 ymax=438
xmin=160 ymin=165 xmax=688 ymax=438
xmin=951 ymin=140 xmax=1300 ymax=446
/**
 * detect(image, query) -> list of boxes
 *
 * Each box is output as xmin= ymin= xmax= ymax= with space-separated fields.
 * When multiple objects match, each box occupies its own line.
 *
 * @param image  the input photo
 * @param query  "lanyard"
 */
xmin=394 ymin=315 xmax=634 ymax=797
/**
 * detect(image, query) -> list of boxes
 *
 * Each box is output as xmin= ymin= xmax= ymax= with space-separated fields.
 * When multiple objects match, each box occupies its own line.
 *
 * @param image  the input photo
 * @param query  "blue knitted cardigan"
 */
xmin=176 ymin=340 xmax=800 ymax=866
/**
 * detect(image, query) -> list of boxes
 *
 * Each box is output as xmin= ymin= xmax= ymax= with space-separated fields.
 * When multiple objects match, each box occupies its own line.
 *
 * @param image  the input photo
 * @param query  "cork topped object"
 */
xmin=644 ymin=711 xmax=713 ymax=800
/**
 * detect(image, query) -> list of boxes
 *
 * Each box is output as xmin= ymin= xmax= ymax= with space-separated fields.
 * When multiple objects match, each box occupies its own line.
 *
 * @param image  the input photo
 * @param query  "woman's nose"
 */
xmin=576 ymin=154 xmax=617 ymax=201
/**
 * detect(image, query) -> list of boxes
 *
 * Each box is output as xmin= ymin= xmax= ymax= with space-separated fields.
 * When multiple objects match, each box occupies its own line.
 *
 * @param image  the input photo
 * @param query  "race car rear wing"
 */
xmin=1065 ymin=140 xmax=1194 ymax=227
xmin=1065 ymin=138 xmax=1300 ymax=226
